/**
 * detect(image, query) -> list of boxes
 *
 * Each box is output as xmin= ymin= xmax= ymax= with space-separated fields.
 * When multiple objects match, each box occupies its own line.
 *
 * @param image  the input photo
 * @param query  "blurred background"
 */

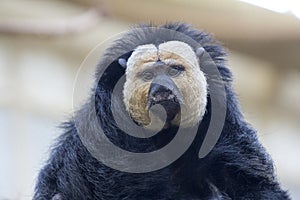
xmin=0 ymin=0 xmax=300 ymax=199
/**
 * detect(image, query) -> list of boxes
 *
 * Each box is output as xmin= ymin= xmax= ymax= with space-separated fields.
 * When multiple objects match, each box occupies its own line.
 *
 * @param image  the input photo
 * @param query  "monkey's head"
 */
xmin=122 ymin=41 xmax=207 ymax=129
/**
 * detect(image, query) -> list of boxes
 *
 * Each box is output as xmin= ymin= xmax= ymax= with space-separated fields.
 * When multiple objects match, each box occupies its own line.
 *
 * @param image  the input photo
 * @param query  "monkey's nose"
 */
xmin=147 ymin=83 xmax=180 ymax=121
xmin=149 ymin=83 xmax=173 ymax=102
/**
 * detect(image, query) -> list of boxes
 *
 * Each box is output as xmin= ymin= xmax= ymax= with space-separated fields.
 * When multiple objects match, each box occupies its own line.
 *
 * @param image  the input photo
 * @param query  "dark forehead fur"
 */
xmin=95 ymin=22 xmax=232 ymax=83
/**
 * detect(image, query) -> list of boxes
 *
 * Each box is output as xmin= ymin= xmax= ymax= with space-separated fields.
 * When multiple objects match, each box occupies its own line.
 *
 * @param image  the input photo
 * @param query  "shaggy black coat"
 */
xmin=33 ymin=23 xmax=290 ymax=200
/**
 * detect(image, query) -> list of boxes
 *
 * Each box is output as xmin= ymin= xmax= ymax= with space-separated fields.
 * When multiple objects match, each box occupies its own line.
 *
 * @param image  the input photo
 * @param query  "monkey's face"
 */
xmin=123 ymin=41 xmax=207 ymax=129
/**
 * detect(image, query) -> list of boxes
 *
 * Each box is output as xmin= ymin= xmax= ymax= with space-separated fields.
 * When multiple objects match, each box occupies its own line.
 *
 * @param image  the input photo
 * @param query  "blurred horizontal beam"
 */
xmin=95 ymin=0 xmax=300 ymax=69
xmin=0 ymin=8 xmax=102 ymax=36
xmin=99 ymin=0 xmax=300 ymax=42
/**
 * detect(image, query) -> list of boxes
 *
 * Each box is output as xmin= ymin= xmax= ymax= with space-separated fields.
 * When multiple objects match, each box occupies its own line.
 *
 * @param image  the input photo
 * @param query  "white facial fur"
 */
xmin=123 ymin=41 xmax=207 ymax=128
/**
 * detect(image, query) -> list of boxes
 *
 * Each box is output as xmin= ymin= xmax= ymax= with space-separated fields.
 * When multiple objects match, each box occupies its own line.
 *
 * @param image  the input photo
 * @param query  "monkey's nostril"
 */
xmin=152 ymin=91 xmax=171 ymax=101
xmin=149 ymin=83 xmax=171 ymax=98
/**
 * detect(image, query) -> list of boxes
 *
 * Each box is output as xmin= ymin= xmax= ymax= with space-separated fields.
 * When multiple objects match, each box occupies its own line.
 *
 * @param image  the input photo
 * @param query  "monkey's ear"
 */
xmin=196 ymin=47 xmax=205 ymax=59
xmin=117 ymin=50 xmax=133 ymax=69
xmin=118 ymin=51 xmax=133 ymax=69
xmin=118 ymin=58 xmax=127 ymax=69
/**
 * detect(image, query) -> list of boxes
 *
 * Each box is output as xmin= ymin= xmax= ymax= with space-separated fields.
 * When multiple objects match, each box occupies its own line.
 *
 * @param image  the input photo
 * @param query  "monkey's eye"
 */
xmin=142 ymin=71 xmax=154 ymax=81
xmin=167 ymin=65 xmax=184 ymax=77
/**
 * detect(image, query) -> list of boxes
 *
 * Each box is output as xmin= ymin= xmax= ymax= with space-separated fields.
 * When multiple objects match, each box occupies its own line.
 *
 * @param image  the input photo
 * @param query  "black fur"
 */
xmin=33 ymin=23 xmax=290 ymax=200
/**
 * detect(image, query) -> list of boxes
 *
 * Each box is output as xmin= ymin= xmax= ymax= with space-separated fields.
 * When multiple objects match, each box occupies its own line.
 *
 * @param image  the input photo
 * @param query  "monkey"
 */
xmin=33 ymin=22 xmax=290 ymax=200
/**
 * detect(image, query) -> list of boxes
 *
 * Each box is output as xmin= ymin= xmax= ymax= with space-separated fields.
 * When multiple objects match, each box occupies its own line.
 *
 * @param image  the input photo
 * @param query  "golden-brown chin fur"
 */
xmin=123 ymin=41 xmax=207 ymax=128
